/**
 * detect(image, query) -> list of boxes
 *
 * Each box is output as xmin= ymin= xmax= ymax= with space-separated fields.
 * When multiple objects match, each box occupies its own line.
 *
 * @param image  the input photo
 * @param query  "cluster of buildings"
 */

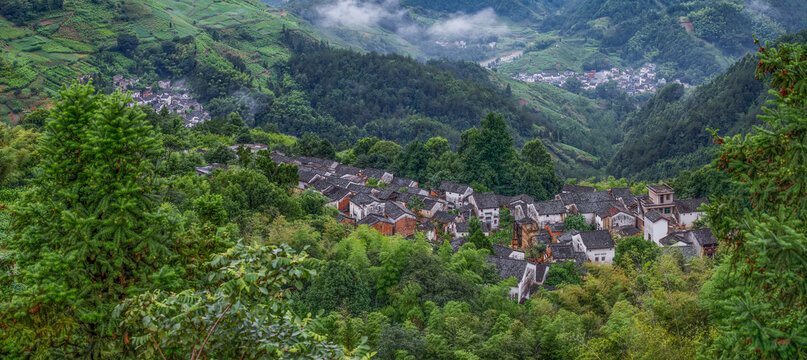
xmin=111 ymin=75 xmax=210 ymax=127
xmin=197 ymin=148 xmax=717 ymax=303
xmin=511 ymin=63 xmax=691 ymax=96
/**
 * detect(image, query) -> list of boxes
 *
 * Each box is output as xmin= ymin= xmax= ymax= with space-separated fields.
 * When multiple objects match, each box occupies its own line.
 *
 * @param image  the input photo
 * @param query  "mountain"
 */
xmin=607 ymin=29 xmax=807 ymax=180
xmin=278 ymin=0 xmax=807 ymax=85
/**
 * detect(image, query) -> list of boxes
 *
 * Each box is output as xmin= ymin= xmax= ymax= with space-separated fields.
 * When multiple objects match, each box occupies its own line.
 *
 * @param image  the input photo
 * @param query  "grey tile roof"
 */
xmin=509 ymin=194 xmax=534 ymax=205
xmin=487 ymin=256 xmax=530 ymax=281
xmin=675 ymin=198 xmax=709 ymax=213
xmin=549 ymin=243 xmax=575 ymax=259
xmin=688 ymin=228 xmax=717 ymax=246
xmin=385 ymin=201 xmax=415 ymax=220
xmin=362 ymin=168 xmax=388 ymax=179
xmin=309 ymin=178 xmax=335 ymax=192
xmin=558 ymin=229 xmax=579 ymax=243
xmin=534 ymin=200 xmax=566 ymax=215
xmin=579 ymin=230 xmax=615 ymax=250
xmin=440 ymin=181 xmax=471 ymax=194
xmin=455 ymin=222 xmax=468 ymax=233
xmin=351 ymin=192 xmax=380 ymax=206
xmin=432 ymin=211 xmax=457 ymax=224
xmin=617 ymin=226 xmax=641 ymax=236
xmin=644 ymin=209 xmax=666 ymax=223
xmin=473 ymin=192 xmax=502 ymax=209
xmin=562 ymin=184 xmax=596 ymax=193
xmin=358 ymin=213 xmax=393 ymax=225
xmin=323 ymin=186 xmax=351 ymax=202
xmin=660 ymin=232 xmax=689 ymax=246
xmin=375 ymin=189 xmax=398 ymax=200
xmin=576 ymin=201 xmax=621 ymax=215
xmin=532 ymin=230 xmax=552 ymax=245
xmin=492 ymin=244 xmax=515 ymax=258
xmin=391 ymin=177 xmax=417 ymax=188
xmin=450 ymin=238 xmax=468 ymax=252
xmin=347 ymin=183 xmax=373 ymax=194
xmin=334 ymin=164 xmax=361 ymax=176
xmin=548 ymin=223 xmax=566 ymax=232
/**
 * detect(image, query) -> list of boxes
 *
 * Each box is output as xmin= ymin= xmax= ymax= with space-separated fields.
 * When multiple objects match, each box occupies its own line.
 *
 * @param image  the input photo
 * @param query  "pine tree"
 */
xmin=702 ymin=40 xmax=807 ymax=358
xmin=2 ymin=82 xmax=172 ymax=357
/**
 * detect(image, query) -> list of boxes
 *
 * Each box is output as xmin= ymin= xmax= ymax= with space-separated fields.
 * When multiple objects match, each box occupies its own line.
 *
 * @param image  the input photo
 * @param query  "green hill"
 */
xmin=0 ymin=0 xmax=314 ymax=123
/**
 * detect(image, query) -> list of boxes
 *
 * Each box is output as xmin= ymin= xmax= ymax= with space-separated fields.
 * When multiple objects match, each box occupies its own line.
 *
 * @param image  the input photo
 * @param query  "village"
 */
xmin=197 ymin=146 xmax=717 ymax=304
xmin=111 ymin=75 xmax=210 ymax=127
xmin=511 ymin=63 xmax=692 ymax=95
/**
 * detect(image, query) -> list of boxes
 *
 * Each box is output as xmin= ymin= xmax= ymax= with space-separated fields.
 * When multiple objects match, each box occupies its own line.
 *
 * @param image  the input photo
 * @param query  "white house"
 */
xmin=349 ymin=193 xmax=385 ymax=221
xmin=571 ymin=230 xmax=616 ymax=264
xmin=533 ymin=200 xmax=566 ymax=227
xmin=470 ymin=192 xmax=504 ymax=230
xmin=595 ymin=206 xmax=635 ymax=232
xmin=675 ymin=198 xmax=709 ymax=228
xmin=644 ymin=209 xmax=670 ymax=245
xmin=440 ymin=181 xmax=473 ymax=208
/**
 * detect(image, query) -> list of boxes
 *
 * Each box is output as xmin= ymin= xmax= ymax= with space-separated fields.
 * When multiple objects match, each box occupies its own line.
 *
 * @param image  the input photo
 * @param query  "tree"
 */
xmin=394 ymin=140 xmax=430 ymax=182
xmin=115 ymin=242 xmax=349 ymax=359
xmin=564 ymin=214 xmax=593 ymax=231
xmin=293 ymin=132 xmax=335 ymax=159
xmin=0 ymin=124 xmax=39 ymax=186
xmin=2 ymin=83 xmax=172 ymax=357
xmin=701 ymin=39 xmax=807 ymax=358
xmin=562 ymin=76 xmax=582 ymax=94
xmin=614 ymin=235 xmax=661 ymax=270
xmin=254 ymin=150 xmax=299 ymax=189
xmin=459 ymin=113 xmax=518 ymax=195
xmin=117 ymin=33 xmax=140 ymax=55
xmin=300 ymin=261 xmax=372 ymax=316
xmin=204 ymin=144 xmax=236 ymax=164
xmin=544 ymin=261 xmax=582 ymax=287
xmin=20 ymin=108 xmax=49 ymax=129
xmin=521 ymin=138 xmax=552 ymax=168
xmin=467 ymin=217 xmax=491 ymax=252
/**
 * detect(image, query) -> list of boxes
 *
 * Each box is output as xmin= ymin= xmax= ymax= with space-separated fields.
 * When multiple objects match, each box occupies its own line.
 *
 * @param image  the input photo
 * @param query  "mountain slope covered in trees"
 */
xmin=608 ymin=30 xmax=807 ymax=180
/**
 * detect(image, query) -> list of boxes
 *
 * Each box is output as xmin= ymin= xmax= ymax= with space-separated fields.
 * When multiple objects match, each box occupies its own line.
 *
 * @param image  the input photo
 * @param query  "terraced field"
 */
xmin=0 ymin=0 xmax=313 ymax=124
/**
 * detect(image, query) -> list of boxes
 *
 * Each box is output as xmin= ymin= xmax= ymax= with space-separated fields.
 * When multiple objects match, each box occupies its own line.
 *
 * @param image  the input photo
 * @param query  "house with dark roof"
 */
xmin=642 ymin=183 xmax=677 ymax=217
xmin=687 ymin=228 xmax=718 ymax=257
xmin=643 ymin=209 xmax=671 ymax=245
xmin=571 ymin=230 xmax=616 ymax=264
xmin=674 ymin=198 xmax=709 ymax=228
xmin=487 ymin=255 xmax=547 ymax=303
xmin=595 ymin=206 xmax=635 ymax=233
xmin=533 ymin=200 xmax=566 ymax=226
xmin=362 ymin=168 xmax=394 ymax=184
xmin=385 ymin=201 xmax=417 ymax=237
xmin=419 ymin=196 xmax=448 ymax=218
xmin=572 ymin=200 xmax=621 ymax=225
xmin=432 ymin=210 xmax=459 ymax=234
xmin=322 ymin=186 xmax=352 ymax=213
xmin=349 ymin=193 xmax=384 ymax=221
xmin=391 ymin=176 xmax=418 ymax=189
xmin=418 ymin=220 xmax=436 ymax=242
xmin=454 ymin=221 xmax=469 ymax=239
xmin=659 ymin=232 xmax=697 ymax=260
xmin=562 ymin=184 xmax=596 ymax=193
xmin=358 ymin=214 xmax=394 ymax=235
xmin=469 ymin=192 xmax=505 ymax=230
xmin=439 ymin=181 xmax=474 ymax=208
xmin=493 ymin=244 xmax=525 ymax=260
xmin=195 ymin=163 xmax=228 ymax=176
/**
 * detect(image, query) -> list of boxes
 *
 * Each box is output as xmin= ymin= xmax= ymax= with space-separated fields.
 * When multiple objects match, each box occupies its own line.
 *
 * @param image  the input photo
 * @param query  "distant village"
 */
xmin=198 ymin=146 xmax=717 ymax=304
xmin=111 ymin=75 xmax=210 ymax=127
xmin=511 ymin=63 xmax=692 ymax=96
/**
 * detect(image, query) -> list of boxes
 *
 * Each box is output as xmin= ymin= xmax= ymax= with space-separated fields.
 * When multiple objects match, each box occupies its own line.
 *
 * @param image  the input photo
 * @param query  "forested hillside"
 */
xmin=608 ymin=30 xmax=807 ymax=180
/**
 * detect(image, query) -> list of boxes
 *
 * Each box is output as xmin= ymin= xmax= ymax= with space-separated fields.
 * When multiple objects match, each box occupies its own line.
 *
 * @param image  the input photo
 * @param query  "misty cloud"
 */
xmin=426 ymin=8 xmax=509 ymax=40
xmin=315 ymin=0 xmax=404 ymax=28
xmin=314 ymin=0 xmax=508 ymax=40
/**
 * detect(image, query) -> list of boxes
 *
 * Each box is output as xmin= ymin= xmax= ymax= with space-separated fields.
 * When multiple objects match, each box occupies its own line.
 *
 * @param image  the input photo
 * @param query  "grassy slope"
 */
xmin=0 ymin=0 xmax=313 ymax=124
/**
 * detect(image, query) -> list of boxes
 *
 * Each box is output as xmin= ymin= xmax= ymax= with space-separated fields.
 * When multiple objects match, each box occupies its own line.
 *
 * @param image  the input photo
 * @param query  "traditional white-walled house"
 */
xmin=674 ymin=198 xmax=709 ymax=228
xmin=470 ymin=192 xmax=504 ymax=230
xmin=643 ymin=210 xmax=670 ymax=245
xmin=595 ymin=206 xmax=635 ymax=232
xmin=487 ymin=256 xmax=549 ymax=303
xmin=687 ymin=228 xmax=718 ymax=257
xmin=571 ymin=230 xmax=616 ymax=264
xmin=349 ymin=193 xmax=385 ymax=221
xmin=533 ymin=200 xmax=566 ymax=227
xmin=440 ymin=181 xmax=474 ymax=208
xmin=572 ymin=201 xmax=621 ymax=226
